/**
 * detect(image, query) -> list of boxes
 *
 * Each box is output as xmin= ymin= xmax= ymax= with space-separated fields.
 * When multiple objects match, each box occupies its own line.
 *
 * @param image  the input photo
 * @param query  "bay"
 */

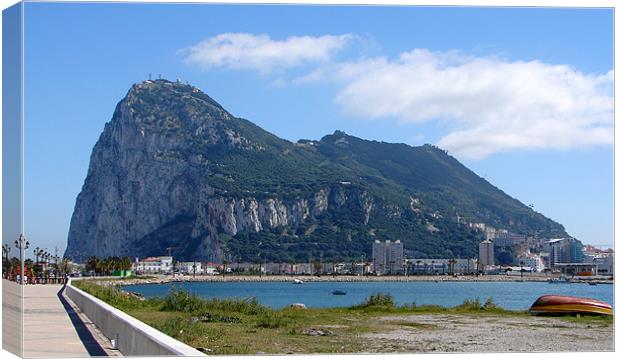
xmin=123 ymin=280 xmax=614 ymax=310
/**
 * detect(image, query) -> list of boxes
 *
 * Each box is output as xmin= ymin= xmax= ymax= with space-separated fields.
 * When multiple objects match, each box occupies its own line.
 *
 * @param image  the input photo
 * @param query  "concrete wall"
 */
xmin=65 ymin=279 xmax=205 ymax=356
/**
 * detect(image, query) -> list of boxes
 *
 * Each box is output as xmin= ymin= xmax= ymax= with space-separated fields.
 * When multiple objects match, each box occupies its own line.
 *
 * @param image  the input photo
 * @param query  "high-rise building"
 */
xmin=479 ymin=239 xmax=494 ymax=267
xmin=372 ymin=240 xmax=404 ymax=274
xmin=549 ymin=238 xmax=584 ymax=266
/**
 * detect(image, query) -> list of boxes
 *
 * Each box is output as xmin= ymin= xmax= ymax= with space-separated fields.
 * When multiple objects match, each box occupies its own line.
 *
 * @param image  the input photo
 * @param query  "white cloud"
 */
xmin=181 ymin=33 xmax=353 ymax=73
xmin=180 ymin=34 xmax=613 ymax=159
xmin=334 ymin=49 xmax=613 ymax=159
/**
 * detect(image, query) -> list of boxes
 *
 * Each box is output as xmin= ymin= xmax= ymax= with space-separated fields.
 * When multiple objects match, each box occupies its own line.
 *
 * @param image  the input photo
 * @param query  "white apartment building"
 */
xmin=517 ymin=253 xmax=545 ymax=272
xmin=372 ymin=240 xmax=404 ymax=274
xmin=408 ymin=258 xmax=478 ymax=274
xmin=177 ymin=261 xmax=204 ymax=275
xmin=134 ymin=256 xmax=173 ymax=274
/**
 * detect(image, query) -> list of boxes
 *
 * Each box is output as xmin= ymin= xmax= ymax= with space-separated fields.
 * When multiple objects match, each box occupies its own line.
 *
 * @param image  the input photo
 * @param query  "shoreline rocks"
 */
xmin=86 ymin=274 xmax=615 ymax=287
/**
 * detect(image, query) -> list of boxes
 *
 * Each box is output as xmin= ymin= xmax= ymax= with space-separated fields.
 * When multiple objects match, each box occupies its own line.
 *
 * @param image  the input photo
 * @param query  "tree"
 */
xmin=86 ymin=256 xmax=100 ymax=275
xmin=120 ymin=257 xmax=132 ymax=271
xmin=60 ymin=259 xmax=72 ymax=277
xmin=448 ymin=258 xmax=457 ymax=276
xmin=2 ymin=244 xmax=11 ymax=278
xmin=496 ymin=249 xmax=516 ymax=266
xmin=312 ymin=259 xmax=321 ymax=275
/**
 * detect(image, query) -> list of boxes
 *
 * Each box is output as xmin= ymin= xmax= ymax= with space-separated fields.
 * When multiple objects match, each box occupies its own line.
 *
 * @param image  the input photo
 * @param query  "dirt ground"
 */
xmin=362 ymin=314 xmax=614 ymax=353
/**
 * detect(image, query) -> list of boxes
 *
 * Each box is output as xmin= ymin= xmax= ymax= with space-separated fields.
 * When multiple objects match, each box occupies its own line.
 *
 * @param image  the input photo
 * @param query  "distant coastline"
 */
xmin=97 ymin=274 xmax=613 ymax=286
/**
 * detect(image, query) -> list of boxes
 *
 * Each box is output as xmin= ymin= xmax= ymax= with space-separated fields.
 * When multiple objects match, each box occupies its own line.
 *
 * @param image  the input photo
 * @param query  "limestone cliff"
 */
xmin=64 ymin=79 xmax=568 ymax=262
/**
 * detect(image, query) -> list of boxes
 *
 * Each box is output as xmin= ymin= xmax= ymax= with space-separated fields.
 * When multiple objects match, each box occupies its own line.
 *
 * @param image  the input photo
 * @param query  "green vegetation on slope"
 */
xmin=91 ymin=80 xmax=570 ymax=262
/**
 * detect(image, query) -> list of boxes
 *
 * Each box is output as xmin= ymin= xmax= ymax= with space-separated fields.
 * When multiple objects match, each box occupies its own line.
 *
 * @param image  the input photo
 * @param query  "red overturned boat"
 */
xmin=529 ymin=295 xmax=612 ymax=316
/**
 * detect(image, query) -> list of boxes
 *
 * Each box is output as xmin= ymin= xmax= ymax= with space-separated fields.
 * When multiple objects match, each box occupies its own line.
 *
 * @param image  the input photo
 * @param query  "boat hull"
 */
xmin=529 ymin=295 xmax=612 ymax=316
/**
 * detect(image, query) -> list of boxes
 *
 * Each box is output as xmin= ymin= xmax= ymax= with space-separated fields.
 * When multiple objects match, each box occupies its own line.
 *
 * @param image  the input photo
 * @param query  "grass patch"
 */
xmin=72 ymin=279 xmax=161 ymax=311
xmin=72 ymin=281 xmax=597 ymax=354
xmin=347 ymin=293 xmax=522 ymax=316
xmin=254 ymin=310 xmax=292 ymax=328
xmin=553 ymin=314 xmax=614 ymax=327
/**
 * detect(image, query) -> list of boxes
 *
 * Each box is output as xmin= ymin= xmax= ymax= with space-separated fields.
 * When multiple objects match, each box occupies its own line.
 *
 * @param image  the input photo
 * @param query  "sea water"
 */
xmin=123 ymin=280 xmax=614 ymax=310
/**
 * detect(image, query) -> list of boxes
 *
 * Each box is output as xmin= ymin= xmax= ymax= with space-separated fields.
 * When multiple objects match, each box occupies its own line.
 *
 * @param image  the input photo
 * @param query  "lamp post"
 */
xmin=43 ymin=252 xmax=50 ymax=283
xmin=14 ymin=234 xmax=30 ymax=284
xmin=33 ymin=247 xmax=42 ymax=283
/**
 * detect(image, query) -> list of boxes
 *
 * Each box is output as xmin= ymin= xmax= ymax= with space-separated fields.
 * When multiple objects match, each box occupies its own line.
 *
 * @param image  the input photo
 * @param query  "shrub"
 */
xmin=454 ymin=298 xmax=500 ymax=312
xmin=161 ymin=288 xmax=206 ymax=313
xmin=196 ymin=311 xmax=243 ymax=324
xmin=160 ymin=288 xmax=269 ymax=316
xmin=455 ymin=298 xmax=484 ymax=311
xmin=351 ymin=292 xmax=396 ymax=310
xmin=483 ymin=298 xmax=499 ymax=310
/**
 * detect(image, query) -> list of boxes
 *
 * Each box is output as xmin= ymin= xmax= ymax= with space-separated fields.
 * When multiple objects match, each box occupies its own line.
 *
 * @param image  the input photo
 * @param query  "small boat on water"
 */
xmin=331 ymin=290 xmax=347 ymax=295
xmin=588 ymin=282 xmax=598 ymax=286
xmin=529 ymin=295 xmax=612 ymax=316
xmin=293 ymin=279 xmax=304 ymax=284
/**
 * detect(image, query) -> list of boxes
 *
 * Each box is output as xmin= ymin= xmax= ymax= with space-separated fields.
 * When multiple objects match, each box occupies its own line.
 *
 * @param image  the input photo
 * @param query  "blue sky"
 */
xmin=22 ymin=2 xmax=613 ymax=256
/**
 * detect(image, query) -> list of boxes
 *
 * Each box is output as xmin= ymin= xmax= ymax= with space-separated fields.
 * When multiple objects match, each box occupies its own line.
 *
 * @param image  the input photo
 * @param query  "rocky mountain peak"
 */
xmin=64 ymin=81 xmax=568 ymax=263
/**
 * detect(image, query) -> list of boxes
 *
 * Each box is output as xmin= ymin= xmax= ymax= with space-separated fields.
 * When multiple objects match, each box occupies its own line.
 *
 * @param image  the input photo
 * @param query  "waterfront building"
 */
xmin=408 ymin=258 xmax=477 ymax=274
xmin=177 ymin=261 xmax=203 ymax=275
xmin=539 ymin=252 xmax=550 ymax=269
xmin=372 ymin=240 xmax=404 ymax=274
xmin=203 ymin=263 xmax=219 ymax=275
xmin=133 ymin=256 xmax=173 ymax=274
xmin=593 ymin=255 xmax=614 ymax=275
xmin=517 ymin=252 xmax=545 ymax=272
xmin=549 ymin=238 xmax=584 ymax=267
xmin=228 ymin=262 xmax=263 ymax=273
xmin=479 ymin=239 xmax=494 ymax=267
xmin=553 ymin=263 xmax=597 ymax=276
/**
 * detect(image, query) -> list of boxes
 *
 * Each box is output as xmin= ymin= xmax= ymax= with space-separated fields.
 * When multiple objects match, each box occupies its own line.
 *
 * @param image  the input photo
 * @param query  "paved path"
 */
xmin=22 ymin=284 xmax=113 ymax=358
xmin=2 ymin=279 xmax=23 ymax=356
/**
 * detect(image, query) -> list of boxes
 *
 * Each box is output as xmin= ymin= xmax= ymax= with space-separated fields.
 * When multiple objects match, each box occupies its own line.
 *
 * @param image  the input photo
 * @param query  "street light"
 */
xmin=14 ymin=234 xmax=30 ymax=284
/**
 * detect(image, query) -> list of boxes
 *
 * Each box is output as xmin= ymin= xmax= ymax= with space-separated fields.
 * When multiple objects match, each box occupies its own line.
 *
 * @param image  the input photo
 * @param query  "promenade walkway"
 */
xmin=22 ymin=284 xmax=113 ymax=357
xmin=2 ymin=280 xmax=22 ymax=356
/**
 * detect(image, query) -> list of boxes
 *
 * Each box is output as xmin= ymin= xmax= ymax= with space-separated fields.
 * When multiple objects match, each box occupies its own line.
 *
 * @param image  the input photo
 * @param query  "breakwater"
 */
xmin=98 ymin=274 xmax=613 ymax=287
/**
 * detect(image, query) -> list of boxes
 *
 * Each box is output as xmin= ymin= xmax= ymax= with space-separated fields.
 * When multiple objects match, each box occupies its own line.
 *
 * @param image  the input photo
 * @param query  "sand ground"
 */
xmin=362 ymin=313 xmax=613 ymax=353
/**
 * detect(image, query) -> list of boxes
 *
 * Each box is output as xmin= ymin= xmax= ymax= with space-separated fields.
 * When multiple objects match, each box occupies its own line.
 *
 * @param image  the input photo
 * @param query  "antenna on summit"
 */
xmin=148 ymin=73 xmax=152 ymax=80
xmin=158 ymin=74 xmax=162 ymax=79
